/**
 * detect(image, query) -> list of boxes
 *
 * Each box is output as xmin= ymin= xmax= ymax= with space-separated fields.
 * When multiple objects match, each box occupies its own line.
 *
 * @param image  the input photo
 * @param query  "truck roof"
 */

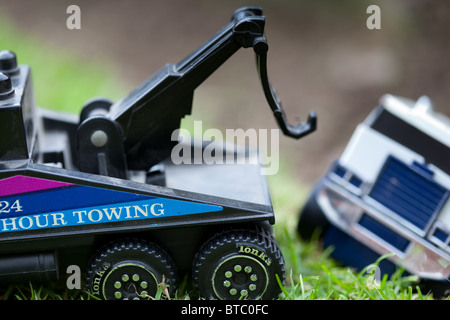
xmin=378 ymin=94 xmax=450 ymax=149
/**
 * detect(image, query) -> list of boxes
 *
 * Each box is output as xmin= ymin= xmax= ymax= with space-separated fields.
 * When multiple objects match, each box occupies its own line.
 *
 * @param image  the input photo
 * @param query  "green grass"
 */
xmin=0 ymin=233 xmax=433 ymax=301
xmin=0 ymin=15 xmax=443 ymax=301
xmin=273 ymin=227 xmax=430 ymax=300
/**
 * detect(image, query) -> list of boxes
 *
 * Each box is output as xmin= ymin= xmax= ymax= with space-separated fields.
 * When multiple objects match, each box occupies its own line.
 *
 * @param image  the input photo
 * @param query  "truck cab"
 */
xmin=298 ymin=94 xmax=450 ymax=290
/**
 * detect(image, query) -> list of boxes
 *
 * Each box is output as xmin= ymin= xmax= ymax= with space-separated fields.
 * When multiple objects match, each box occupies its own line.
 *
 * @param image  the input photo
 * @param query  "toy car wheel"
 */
xmin=193 ymin=228 xmax=285 ymax=300
xmin=86 ymin=238 xmax=177 ymax=300
xmin=297 ymin=182 xmax=330 ymax=240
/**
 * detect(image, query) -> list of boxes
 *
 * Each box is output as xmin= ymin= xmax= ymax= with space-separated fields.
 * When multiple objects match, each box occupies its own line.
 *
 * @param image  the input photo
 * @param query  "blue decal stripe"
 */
xmin=0 ymin=197 xmax=223 ymax=233
xmin=0 ymin=185 xmax=154 ymax=218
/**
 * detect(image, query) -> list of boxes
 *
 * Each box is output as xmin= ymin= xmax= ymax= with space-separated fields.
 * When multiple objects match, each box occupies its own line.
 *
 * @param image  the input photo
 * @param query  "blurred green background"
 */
xmin=1 ymin=0 xmax=450 ymax=229
xmin=1 ymin=0 xmax=449 ymax=184
xmin=1 ymin=0 xmax=449 ymax=300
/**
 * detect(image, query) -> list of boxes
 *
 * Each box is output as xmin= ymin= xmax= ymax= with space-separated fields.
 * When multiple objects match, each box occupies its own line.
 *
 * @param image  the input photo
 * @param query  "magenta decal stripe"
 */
xmin=0 ymin=175 xmax=73 ymax=197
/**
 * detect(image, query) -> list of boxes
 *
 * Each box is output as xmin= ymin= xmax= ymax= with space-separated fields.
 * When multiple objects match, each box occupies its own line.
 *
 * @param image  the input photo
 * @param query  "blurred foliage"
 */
xmin=0 ymin=15 xmax=126 ymax=113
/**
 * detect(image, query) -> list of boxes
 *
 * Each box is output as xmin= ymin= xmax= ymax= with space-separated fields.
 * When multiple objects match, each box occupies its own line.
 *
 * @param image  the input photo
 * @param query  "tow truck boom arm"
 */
xmin=76 ymin=7 xmax=316 ymax=175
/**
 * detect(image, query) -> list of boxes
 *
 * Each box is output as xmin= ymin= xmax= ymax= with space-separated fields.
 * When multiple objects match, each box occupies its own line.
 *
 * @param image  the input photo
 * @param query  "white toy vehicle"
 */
xmin=298 ymin=94 xmax=449 ymax=294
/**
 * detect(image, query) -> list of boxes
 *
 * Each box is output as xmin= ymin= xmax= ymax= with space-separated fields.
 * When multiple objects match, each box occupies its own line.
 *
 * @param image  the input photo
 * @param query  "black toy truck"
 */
xmin=298 ymin=94 xmax=449 ymax=294
xmin=0 ymin=7 xmax=315 ymax=300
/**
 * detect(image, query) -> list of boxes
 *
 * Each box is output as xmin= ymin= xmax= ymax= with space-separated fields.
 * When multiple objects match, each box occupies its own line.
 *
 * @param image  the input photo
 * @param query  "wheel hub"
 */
xmin=212 ymin=255 xmax=269 ymax=299
xmin=102 ymin=263 xmax=159 ymax=300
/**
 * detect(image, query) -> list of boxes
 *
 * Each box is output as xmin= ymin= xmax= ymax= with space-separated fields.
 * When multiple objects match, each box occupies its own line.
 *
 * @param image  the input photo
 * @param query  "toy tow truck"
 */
xmin=0 ymin=7 xmax=315 ymax=300
xmin=298 ymin=94 xmax=449 ymax=294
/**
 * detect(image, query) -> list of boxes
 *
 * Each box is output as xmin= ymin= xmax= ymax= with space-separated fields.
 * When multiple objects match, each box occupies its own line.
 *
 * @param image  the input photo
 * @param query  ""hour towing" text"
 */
xmin=0 ymin=202 xmax=164 ymax=233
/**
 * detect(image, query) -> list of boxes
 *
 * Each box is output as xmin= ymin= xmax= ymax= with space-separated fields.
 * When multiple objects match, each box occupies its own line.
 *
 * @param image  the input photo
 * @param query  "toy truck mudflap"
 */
xmin=298 ymin=94 xmax=450 ymax=286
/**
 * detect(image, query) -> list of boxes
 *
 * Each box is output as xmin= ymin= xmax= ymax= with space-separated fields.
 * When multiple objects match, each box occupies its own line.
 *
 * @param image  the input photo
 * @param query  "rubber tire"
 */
xmin=86 ymin=238 xmax=177 ymax=300
xmin=297 ymin=183 xmax=330 ymax=241
xmin=193 ymin=227 xmax=285 ymax=300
